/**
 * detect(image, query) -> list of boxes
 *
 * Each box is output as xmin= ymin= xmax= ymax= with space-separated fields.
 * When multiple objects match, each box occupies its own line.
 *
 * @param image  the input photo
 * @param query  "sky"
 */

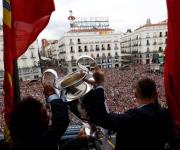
xmin=0 ymin=0 xmax=167 ymax=41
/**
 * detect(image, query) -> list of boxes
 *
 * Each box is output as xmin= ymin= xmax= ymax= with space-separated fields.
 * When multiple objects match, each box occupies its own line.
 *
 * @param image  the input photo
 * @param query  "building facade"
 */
xmin=120 ymin=19 xmax=167 ymax=65
xmin=42 ymin=16 xmax=167 ymax=73
xmin=42 ymin=14 xmax=123 ymax=73
xmin=57 ymin=29 xmax=123 ymax=72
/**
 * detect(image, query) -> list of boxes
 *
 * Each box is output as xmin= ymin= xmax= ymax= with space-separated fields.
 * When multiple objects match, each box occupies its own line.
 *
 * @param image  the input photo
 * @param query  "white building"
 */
xmin=43 ymin=14 xmax=123 ymax=73
xmin=0 ymin=25 xmax=41 ymax=86
xmin=120 ymin=19 xmax=167 ymax=65
xmin=42 ymin=14 xmax=167 ymax=73
xmin=57 ymin=29 xmax=123 ymax=72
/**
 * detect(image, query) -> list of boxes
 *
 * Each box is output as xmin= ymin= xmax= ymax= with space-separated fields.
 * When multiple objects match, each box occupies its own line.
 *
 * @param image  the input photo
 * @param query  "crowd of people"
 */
xmin=18 ymin=64 xmax=166 ymax=113
xmin=0 ymin=64 xmax=173 ymax=150
xmin=103 ymin=65 xmax=167 ymax=113
xmin=0 ymin=65 xmax=167 ymax=126
xmin=2 ymin=65 xmax=160 ymax=129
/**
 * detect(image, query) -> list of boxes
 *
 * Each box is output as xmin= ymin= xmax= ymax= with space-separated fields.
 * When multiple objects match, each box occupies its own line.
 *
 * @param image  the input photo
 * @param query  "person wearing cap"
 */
xmin=83 ymin=69 xmax=172 ymax=150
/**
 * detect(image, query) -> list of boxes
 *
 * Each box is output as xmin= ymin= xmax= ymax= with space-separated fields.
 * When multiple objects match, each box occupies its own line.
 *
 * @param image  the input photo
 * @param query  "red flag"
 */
xmin=3 ymin=0 xmax=55 ymax=122
xmin=11 ymin=0 xmax=55 ymax=59
xmin=165 ymin=0 xmax=180 ymax=132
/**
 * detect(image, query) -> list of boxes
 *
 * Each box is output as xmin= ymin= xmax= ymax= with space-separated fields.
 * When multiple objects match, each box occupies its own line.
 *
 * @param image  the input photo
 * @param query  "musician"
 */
xmin=83 ymin=69 xmax=172 ymax=150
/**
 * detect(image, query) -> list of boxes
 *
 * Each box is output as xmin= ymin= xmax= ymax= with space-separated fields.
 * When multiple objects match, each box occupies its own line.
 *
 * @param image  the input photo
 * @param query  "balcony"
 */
xmin=115 ymin=56 xmax=119 ymax=59
xmin=78 ymin=49 xmax=83 ymax=52
xmin=102 ymin=47 xmax=105 ymax=50
xmin=96 ymin=48 xmax=100 ymax=51
xmin=77 ymin=42 xmax=82 ymax=44
xmin=60 ymin=51 xmax=66 ymax=54
xmin=84 ymin=49 xmax=88 ymax=52
xmin=153 ymin=42 xmax=157 ymax=45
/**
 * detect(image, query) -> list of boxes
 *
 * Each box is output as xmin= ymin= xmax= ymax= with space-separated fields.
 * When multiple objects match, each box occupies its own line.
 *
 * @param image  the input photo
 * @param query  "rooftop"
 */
xmin=135 ymin=20 xmax=167 ymax=31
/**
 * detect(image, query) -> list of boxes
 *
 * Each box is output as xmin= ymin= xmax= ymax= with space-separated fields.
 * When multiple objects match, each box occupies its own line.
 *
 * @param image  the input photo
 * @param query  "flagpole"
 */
xmin=13 ymin=60 xmax=21 ymax=105
xmin=37 ymin=39 xmax=43 ymax=74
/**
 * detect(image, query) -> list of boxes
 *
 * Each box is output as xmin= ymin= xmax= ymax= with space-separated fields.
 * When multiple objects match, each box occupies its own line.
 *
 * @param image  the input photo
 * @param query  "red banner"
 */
xmin=165 ymin=0 xmax=180 ymax=132
xmin=11 ymin=0 xmax=55 ymax=60
xmin=3 ymin=0 xmax=55 ymax=122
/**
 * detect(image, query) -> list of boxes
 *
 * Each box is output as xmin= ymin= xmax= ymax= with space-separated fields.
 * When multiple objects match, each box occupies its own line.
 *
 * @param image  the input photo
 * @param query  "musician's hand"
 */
xmin=43 ymin=85 xmax=55 ymax=97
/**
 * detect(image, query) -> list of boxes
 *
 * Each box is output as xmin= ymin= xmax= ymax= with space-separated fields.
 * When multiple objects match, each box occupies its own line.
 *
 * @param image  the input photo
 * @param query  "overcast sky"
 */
xmin=0 ymin=0 xmax=167 ymax=41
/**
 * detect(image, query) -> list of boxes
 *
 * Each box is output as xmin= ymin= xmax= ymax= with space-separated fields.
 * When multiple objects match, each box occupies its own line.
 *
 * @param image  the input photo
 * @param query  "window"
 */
xmin=146 ymin=40 xmax=150 ymax=46
xmin=84 ymin=45 xmax=88 ymax=52
xmin=31 ymin=52 xmax=35 ymax=58
xmin=153 ymin=40 xmax=157 ymax=45
xmin=102 ymin=44 xmax=105 ymax=50
xmin=165 ymin=32 xmax=168 ymax=37
xmin=96 ymin=45 xmax=100 ymax=51
xmin=159 ymin=32 xmax=162 ymax=37
xmin=108 ymin=58 xmax=112 ymax=63
xmin=146 ymin=33 xmax=150 ymax=38
xmin=147 ymin=48 xmax=150 ymax=52
xmin=78 ymin=46 xmax=82 ymax=52
xmin=115 ymin=52 xmax=119 ymax=59
xmin=146 ymin=59 xmax=150 ymax=64
xmin=159 ymin=47 xmax=163 ymax=52
xmin=77 ymin=38 xmax=81 ymax=44
xmin=71 ymin=56 xmax=74 ymax=60
xmin=102 ymin=59 xmax=106 ymax=63
xmin=70 ymin=46 xmax=74 ymax=53
xmin=114 ymin=44 xmax=118 ymax=50
xmin=90 ymin=45 xmax=94 ymax=51
xmin=34 ymin=75 xmax=39 ymax=79
xmin=69 ymin=39 xmax=73 ymax=44
xmin=107 ymin=44 xmax=111 ymax=50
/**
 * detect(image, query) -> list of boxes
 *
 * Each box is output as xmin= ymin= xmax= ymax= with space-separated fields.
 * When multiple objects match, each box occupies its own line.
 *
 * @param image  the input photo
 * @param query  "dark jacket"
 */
xmin=84 ymin=87 xmax=172 ymax=150
xmin=41 ymin=98 xmax=70 ymax=150
xmin=1 ymin=98 xmax=70 ymax=150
